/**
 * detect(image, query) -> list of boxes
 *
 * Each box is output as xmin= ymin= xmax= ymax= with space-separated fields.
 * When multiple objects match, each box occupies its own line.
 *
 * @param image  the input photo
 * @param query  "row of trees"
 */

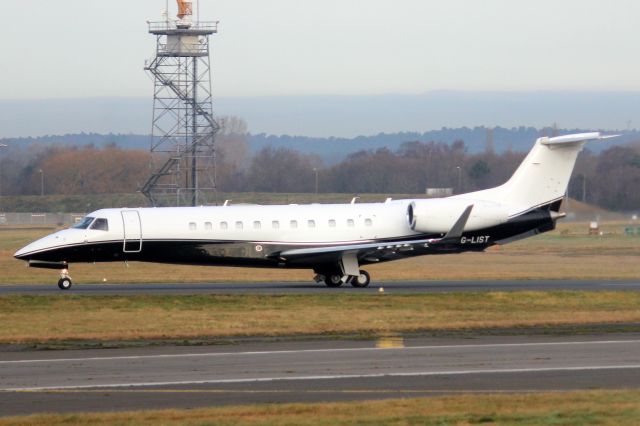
xmin=1 ymin=130 xmax=639 ymax=211
xmin=1 ymin=145 xmax=148 ymax=196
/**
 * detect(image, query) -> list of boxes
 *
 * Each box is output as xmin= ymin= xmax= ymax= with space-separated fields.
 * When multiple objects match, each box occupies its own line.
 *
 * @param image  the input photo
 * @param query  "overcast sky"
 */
xmin=1 ymin=0 xmax=639 ymax=100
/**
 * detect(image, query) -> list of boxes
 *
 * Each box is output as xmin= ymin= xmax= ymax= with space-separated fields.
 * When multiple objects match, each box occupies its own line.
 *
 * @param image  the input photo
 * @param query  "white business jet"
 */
xmin=15 ymin=133 xmax=612 ymax=290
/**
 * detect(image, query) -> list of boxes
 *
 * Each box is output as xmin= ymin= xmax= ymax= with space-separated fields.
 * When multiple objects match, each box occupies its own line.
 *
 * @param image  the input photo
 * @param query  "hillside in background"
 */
xmin=2 ymin=127 xmax=639 ymax=165
xmin=1 ymin=91 xmax=639 ymax=139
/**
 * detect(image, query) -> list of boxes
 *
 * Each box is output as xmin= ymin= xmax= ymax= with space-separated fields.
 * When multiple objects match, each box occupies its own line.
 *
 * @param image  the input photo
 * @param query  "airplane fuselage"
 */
xmin=15 ymin=199 xmax=557 ymax=270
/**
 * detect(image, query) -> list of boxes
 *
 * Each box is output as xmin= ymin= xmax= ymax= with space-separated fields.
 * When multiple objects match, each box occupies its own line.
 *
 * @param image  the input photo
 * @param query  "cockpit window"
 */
xmin=72 ymin=216 xmax=95 ymax=230
xmin=90 ymin=218 xmax=109 ymax=231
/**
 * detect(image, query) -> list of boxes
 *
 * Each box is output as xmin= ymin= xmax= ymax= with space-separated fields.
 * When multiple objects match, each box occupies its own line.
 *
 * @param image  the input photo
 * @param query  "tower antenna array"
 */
xmin=142 ymin=0 xmax=219 ymax=207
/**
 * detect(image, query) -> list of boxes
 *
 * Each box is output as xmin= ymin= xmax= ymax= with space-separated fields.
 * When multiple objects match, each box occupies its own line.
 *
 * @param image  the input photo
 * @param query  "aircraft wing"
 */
xmin=276 ymin=238 xmax=435 ymax=259
xmin=273 ymin=205 xmax=474 ymax=263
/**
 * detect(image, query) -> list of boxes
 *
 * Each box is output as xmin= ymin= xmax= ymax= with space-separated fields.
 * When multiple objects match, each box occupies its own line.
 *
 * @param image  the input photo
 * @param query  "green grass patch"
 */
xmin=1 ymin=292 xmax=640 ymax=344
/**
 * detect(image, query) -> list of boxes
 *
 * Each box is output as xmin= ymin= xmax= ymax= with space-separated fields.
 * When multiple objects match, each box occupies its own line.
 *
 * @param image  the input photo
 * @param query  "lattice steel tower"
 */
xmin=142 ymin=1 xmax=219 ymax=207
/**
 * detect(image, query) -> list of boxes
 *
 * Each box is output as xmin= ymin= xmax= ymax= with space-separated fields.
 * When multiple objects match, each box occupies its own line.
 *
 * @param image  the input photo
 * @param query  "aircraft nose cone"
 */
xmin=14 ymin=246 xmax=29 ymax=260
xmin=14 ymin=231 xmax=67 ymax=261
xmin=14 ymin=241 xmax=40 ymax=260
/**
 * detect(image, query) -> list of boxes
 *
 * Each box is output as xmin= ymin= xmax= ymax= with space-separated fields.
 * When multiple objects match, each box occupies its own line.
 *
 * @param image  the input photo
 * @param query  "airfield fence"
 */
xmin=0 ymin=212 xmax=85 ymax=226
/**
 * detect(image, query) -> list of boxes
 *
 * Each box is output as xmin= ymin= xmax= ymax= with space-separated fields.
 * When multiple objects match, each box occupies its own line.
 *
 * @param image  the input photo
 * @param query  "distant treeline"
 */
xmin=1 ymin=132 xmax=639 ymax=212
xmin=2 ymin=126 xmax=640 ymax=165
xmin=250 ymin=127 xmax=640 ymax=163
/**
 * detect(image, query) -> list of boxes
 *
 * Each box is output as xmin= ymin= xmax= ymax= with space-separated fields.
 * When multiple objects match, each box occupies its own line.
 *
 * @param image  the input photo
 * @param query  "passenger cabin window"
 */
xmin=90 ymin=218 xmax=109 ymax=231
xmin=272 ymin=220 xmax=280 ymax=229
xmin=235 ymin=221 xmax=243 ymax=230
xmin=205 ymin=222 xmax=213 ymax=231
xmin=253 ymin=221 xmax=261 ymax=230
xmin=220 ymin=221 xmax=228 ymax=230
xmin=290 ymin=220 xmax=298 ymax=229
xmin=328 ymin=219 xmax=336 ymax=228
xmin=189 ymin=222 xmax=197 ymax=231
xmin=308 ymin=220 xmax=316 ymax=228
xmin=347 ymin=219 xmax=355 ymax=228
xmin=72 ymin=216 xmax=95 ymax=230
xmin=365 ymin=218 xmax=373 ymax=227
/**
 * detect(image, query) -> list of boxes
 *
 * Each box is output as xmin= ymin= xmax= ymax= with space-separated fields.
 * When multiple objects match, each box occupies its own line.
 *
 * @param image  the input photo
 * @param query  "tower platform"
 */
xmin=148 ymin=21 xmax=218 ymax=57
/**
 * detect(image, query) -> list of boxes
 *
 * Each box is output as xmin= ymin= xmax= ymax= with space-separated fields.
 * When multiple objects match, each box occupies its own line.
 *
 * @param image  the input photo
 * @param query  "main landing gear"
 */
xmin=314 ymin=253 xmax=372 ymax=288
xmin=57 ymin=268 xmax=73 ymax=290
xmin=314 ymin=270 xmax=371 ymax=288
xmin=351 ymin=270 xmax=371 ymax=288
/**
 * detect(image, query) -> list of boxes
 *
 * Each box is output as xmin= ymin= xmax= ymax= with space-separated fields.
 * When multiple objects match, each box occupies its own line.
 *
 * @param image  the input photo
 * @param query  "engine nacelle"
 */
xmin=408 ymin=198 xmax=509 ymax=234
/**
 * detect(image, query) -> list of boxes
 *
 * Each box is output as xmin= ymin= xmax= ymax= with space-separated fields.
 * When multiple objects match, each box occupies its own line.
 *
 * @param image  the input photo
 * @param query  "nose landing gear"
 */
xmin=57 ymin=268 xmax=73 ymax=290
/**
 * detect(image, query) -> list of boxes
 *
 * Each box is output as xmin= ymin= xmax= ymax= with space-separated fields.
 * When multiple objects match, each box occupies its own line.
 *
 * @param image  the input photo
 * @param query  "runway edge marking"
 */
xmin=5 ymin=364 xmax=640 ymax=392
xmin=2 ymin=339 xmax=640 ymax=365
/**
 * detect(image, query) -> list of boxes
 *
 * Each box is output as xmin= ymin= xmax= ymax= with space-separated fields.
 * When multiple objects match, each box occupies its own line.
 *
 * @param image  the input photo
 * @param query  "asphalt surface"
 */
xmin=1 ymin=334 xmax=640 ymax=416
xmin=1 ymin=279 xmax=640 ymax=295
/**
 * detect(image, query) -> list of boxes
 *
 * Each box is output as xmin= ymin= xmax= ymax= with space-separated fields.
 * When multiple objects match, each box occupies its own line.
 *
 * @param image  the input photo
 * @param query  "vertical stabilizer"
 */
xmin=458 ymin=133 xmax=615 ymax=214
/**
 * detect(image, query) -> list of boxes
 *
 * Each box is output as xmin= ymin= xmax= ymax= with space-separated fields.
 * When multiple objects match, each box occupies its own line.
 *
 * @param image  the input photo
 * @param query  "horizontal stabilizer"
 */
xmin=541 ymin=132 xmax=619 ymax=146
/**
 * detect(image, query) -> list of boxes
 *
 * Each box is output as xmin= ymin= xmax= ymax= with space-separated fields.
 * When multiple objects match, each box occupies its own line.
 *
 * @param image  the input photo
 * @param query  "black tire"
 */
xmin=58 ymin=277 xmax=72 ymax=290
xmin=350 ymin=270 xmax=371 ymax=288
xmin=324 ymin=275 xmax=343 ymax=287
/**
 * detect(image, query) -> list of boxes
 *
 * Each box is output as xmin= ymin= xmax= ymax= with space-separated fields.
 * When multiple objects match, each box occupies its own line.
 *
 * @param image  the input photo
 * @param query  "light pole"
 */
xmin=313 ymin=168 xmax=319 ymax=197
xmin=456 ymin=166 xmax=462 ymax=194
xmin=38 ymin=169 xmax=44 ymax=196
xmin=0 ymin=144 xmax=6 ymax=208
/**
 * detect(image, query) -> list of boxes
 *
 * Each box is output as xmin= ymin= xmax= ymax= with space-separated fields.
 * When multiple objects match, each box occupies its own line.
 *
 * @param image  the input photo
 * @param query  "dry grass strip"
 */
xmin=1 ymin=389 xmax=639 ymax=425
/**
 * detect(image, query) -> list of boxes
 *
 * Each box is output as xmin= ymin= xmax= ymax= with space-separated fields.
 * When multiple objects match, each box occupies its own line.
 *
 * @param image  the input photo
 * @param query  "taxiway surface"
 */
xmin=1 ymin=279 xmax=640 ymax=295
xmin=1 ymin=334 xmax=640 ymax=415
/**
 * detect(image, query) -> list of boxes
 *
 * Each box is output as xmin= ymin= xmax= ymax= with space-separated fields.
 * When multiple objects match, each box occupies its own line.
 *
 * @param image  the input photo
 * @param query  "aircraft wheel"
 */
xmin=324 ymin=274 xmax=343 ymax=287
xmin=350 ymin=270 xmax=370 ymax=288
xmin=57 ymin=277 xmax=73 ymax=290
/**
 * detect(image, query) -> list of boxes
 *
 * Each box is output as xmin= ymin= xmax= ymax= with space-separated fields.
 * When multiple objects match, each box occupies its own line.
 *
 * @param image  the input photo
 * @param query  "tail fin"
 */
xmin=461 ymin=132 xmax=616 ymax=214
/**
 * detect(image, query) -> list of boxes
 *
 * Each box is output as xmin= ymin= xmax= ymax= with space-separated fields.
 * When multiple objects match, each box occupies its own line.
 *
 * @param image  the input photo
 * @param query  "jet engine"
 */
xmin=407 ymin=199 xmax=509 ymax=234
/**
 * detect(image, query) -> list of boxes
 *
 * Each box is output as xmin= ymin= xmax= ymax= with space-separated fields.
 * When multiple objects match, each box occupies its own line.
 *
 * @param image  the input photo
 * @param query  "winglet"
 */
xmin=442 ymin=205 xmax=474 ymax=241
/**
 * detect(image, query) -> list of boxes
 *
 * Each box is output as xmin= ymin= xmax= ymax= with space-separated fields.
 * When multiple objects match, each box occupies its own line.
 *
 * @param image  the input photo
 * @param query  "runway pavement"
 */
xmin=1 ymin=334 xmax=640 ymax=416
xmin=1 ymin=279 xmax=640 ymax=295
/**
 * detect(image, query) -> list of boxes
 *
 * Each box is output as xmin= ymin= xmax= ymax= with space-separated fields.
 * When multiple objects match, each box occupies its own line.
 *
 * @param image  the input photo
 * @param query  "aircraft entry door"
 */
xmin=121 ymin=210 xmax=142 ymax=253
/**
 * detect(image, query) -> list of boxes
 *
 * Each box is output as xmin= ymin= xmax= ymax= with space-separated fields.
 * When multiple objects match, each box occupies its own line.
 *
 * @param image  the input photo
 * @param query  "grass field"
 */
xmin=2 ymin=390 xmax=639 ymax=425
xmin=1 ymin=291 xmax=639 ymax=344
xmin=1 ymin=220 xmax=639 ymax=285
